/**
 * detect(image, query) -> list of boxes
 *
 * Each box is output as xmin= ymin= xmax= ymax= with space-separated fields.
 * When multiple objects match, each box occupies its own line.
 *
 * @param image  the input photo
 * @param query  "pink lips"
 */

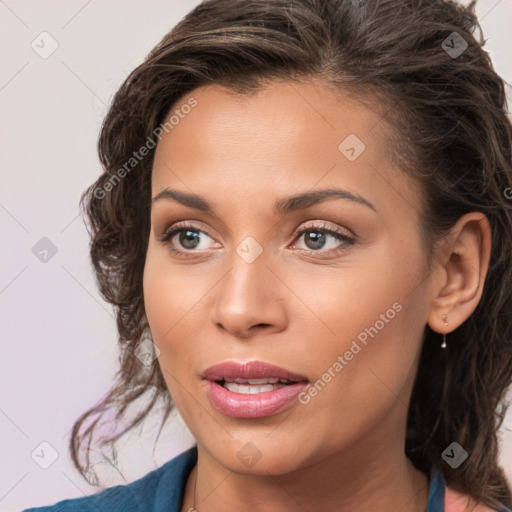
xmin=203 ymin=361 xmax=309 ymax=419
xmin=203 ymin=360 xmax=308 ymax=382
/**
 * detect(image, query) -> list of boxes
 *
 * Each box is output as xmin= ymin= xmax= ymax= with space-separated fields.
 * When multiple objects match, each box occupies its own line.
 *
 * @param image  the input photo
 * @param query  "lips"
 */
xmin=203 ymin=360 xmax=308 ymax=383
xmin=202 ymin=361 xmax=309 ymax=418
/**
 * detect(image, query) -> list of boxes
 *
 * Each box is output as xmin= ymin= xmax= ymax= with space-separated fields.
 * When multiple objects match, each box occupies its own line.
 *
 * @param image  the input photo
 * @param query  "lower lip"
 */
xmin=205 ymin=380 xmax=309 ymax=418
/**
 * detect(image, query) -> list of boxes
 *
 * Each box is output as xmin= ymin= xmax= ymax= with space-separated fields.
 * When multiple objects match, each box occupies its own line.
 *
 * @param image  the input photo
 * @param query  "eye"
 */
xmin=291 ymin=222 xmax=355 ymax=255
xmin=157 ymin=221 xmax=218 ymax=256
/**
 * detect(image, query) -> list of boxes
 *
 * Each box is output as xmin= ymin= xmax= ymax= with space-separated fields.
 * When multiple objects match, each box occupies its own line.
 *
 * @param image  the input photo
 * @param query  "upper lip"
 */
xmin=203 ymin=360 xmax=308 ymax=383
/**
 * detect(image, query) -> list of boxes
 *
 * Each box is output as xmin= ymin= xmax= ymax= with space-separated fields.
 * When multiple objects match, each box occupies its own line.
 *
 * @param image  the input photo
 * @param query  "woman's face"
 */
xmin=143 ymin=79 xmax=436 ymax=474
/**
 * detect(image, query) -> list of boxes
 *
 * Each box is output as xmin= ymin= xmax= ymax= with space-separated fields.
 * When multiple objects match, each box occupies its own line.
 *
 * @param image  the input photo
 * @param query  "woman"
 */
xmin=24 ymin=0 xmax=512 ymax=510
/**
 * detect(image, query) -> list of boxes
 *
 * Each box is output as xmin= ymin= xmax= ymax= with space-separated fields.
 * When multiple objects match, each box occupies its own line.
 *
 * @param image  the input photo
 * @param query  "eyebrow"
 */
xmin=151 ymin=187 xmax=377 ymax=215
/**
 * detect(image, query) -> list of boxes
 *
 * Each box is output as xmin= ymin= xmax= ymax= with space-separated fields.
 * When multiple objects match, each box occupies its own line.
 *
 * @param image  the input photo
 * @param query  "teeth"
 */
xmin=222 ymin=382 xmax=288 ymax=394
xmin=222 ymin=377 xmax=290 ymax=384
xmin=246 ymin=378 xmax=279 ymax=384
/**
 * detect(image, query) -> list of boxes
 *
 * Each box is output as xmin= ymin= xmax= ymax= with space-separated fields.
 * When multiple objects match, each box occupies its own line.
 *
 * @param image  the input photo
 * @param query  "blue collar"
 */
xmin=425 ymin=467 xmax=512 ymax=512
xmin=425 ymin=467 xmax=445 ymax=511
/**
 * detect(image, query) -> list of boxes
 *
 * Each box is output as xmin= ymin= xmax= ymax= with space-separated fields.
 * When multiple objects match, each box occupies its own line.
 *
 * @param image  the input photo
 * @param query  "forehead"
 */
xmin=155 ymin=78 xmax=387 ymax=159
xmin=151 ymin=79 xmax=422 ymax=219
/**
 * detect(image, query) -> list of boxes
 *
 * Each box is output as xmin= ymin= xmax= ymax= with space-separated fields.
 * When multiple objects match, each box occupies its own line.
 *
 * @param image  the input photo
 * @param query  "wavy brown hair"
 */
xmin=72 ymin=0 xmax=512 ymax=507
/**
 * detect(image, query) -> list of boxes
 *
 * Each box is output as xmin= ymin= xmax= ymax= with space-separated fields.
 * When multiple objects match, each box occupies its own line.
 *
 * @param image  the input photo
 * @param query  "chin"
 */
xmin=205 ymin=437 xmax=315 ymax=476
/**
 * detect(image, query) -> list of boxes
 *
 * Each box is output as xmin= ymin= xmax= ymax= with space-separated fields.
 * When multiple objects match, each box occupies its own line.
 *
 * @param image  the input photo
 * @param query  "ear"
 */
xmin=427 ymin=212 xmax=492 ymax=335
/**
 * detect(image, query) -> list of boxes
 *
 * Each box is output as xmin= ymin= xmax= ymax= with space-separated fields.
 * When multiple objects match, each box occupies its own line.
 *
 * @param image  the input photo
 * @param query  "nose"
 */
xmin=210 ymin=248 xmax=288 ymax=339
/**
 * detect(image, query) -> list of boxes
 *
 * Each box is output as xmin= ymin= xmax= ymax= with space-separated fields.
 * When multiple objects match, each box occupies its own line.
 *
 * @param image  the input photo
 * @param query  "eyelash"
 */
xmin=157 ymin=221 xmax=355 ymax=258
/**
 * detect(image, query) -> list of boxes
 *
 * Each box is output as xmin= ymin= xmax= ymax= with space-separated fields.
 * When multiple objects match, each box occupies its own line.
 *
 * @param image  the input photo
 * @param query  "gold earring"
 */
xmin=441 ymin=314 xmax=448 ymax=349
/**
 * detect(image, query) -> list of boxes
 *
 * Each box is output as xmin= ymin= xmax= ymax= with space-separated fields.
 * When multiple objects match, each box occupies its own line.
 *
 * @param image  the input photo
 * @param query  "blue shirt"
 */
xmin=21 ymin=446 xmax=511 ymax=512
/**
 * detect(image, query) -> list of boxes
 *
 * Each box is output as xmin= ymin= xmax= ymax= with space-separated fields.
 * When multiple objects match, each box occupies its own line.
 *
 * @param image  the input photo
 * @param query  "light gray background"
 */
xmin=1 ymin=1 xmax=511 ymax=511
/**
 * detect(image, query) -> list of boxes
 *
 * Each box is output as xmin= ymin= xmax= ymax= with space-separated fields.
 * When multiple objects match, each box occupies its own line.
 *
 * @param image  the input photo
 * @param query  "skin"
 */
xmin=142 ymin=78 xmax=492 ymax=512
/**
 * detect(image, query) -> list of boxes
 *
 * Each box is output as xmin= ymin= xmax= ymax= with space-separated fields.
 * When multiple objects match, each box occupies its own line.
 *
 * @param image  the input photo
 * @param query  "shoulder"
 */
xmin=445 ymin=485 xmax=504 ymax=512
xmin=21 ymin=446 xmax=198 ymax=512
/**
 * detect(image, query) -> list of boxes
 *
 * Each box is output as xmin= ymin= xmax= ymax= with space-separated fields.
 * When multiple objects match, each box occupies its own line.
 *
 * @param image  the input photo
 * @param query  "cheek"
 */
xmin=142 ymin=241 xmax=207 ymax=340
xmin=142 ymin=250 xmax=214 ymax=431
xmin=286 ymin=246 xmax=416 ymax=352
xmin=294 ymin=245 xmax=427 ymax=405
xmin=143 ymin=248 xmax=172 ymax=342
xmin=142 ymin=243 xmax=217 ymax=393
xmin=142 ymin=245 xmax=192 ymax=369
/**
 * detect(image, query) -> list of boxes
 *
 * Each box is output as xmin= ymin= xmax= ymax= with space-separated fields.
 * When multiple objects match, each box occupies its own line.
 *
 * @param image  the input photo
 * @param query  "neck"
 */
xmin=182 ymin=440 xmax=429 ymax=512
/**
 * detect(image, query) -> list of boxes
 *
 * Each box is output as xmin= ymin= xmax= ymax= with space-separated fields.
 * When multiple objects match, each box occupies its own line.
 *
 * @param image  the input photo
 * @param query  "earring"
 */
xmin=441 ymin=314 xmax=448 ymax=349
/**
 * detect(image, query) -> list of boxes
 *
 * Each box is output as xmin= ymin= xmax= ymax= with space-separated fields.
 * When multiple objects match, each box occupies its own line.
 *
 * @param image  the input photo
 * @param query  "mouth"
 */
xmin=216 ymin=377 xmax=298 ymax=394
xmin=202 ymin=361 xmax=309 ymax=418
